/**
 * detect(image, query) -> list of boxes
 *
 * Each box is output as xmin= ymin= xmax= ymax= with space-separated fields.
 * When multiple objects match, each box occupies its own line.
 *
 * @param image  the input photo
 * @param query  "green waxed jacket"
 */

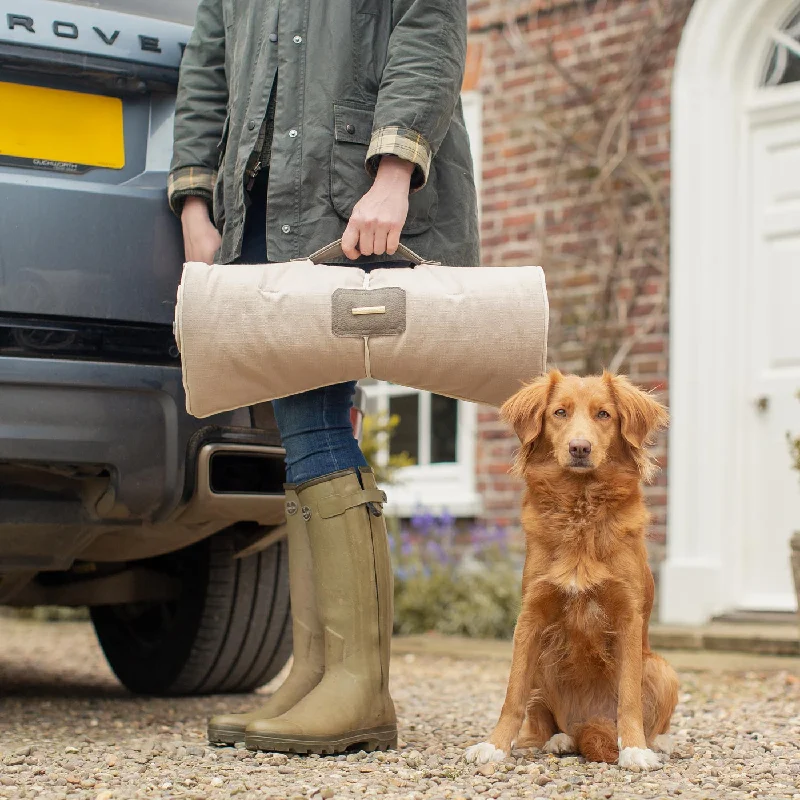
xmin=168 ymin=0 xmax=480 ymax=266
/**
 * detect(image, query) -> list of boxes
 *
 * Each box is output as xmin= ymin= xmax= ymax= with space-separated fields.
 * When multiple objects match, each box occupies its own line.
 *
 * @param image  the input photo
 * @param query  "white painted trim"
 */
xmin=663 ymin=0 xmax=800 ymax=624
xmin=359 ymin=381 xmax=482 ymax=517
xmin=380 ymin=395 xmax=481 ymax=517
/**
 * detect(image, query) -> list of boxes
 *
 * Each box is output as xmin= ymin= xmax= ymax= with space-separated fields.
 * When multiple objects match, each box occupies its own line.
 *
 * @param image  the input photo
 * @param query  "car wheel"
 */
xmin=90 ymin=527 xmax=292 ymax=696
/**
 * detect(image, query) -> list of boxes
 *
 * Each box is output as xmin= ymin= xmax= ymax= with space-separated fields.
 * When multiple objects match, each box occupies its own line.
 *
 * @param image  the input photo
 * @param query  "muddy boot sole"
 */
xmin=245 ymin=725 xmax=397 ymax=755
xmin=208 ymin=723 xmax=246 ymax=746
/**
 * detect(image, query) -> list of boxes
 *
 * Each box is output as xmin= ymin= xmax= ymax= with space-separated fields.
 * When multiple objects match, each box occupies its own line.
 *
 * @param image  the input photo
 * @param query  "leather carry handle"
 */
xmin=302 ymin=238 xmax=440 ymax=266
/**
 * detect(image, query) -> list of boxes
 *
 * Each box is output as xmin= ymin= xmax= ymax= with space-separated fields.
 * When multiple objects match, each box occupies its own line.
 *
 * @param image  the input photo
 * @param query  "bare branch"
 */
xmin=495 ymin=0 xmax=690 ymax=374
xmin=608 ymin=296 xmax=666 ymax=374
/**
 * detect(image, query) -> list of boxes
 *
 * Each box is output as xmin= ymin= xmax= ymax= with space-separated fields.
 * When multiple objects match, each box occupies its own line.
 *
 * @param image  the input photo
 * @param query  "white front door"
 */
xmin=741 ymin=110 xmax=800 ymax=610
xmin=663 ymin=0 xmax=800 ymax=624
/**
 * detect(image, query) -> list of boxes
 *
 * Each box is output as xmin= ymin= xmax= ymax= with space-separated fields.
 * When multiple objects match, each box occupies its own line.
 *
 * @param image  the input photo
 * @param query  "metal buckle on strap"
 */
xmin=317 ymin=488 xmax=387 ymax=519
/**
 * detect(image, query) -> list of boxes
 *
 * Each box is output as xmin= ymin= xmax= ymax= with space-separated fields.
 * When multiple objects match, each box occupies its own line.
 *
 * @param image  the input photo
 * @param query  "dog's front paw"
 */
xmin=542 ymin=733 xmax=576 ymax=755
xmin=618 ymin=747 xmax=663 ymax=770
xmin=464 ymin=742 xmax=506 ymax=764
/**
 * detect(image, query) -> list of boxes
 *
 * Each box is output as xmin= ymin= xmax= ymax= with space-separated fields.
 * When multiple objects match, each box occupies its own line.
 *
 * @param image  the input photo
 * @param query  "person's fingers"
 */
xmin=341 ymin=220 xmax=361 ymax=260
xmin=358 ymin=224 xmax=375 ymax=257
xmin=372 ymin=224 xmax=390 ymax=256
xmin=386 ymin=225 xmax=401 ymax=256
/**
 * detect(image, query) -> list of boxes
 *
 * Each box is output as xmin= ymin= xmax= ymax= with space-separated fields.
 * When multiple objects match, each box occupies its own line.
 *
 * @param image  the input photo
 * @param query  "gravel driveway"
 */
xmin=1 ymin=617 xmax=798 ymax=800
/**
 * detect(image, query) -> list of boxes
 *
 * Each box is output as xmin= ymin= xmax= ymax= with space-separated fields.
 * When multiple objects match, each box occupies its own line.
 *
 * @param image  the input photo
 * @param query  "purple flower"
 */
xmin=411 ymin=506 xmax=436 ymax=533
xmin=438 ymin=509 xmax=455 ymax=529
xmin=425 ymin=539 xmax=450 ymax=566
xmin=490 ymin=525 xmax=507 ymax=544
xmin=400 ymin=527 xmax=414 ymax=556
xmin=469 ymin=524 xmax=490 ymax=548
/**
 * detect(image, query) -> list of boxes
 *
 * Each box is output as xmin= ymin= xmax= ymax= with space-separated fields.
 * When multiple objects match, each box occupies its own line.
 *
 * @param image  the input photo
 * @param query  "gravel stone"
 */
xmin=1 ymin=618 xmax=799 ymax=800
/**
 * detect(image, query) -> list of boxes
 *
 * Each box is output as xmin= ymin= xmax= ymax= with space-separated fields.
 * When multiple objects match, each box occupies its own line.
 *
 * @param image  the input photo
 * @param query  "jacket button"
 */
xmin=289 ymin=129 xmax=298 ymax=138
xmin=293 ymin=35 xmax=302 ymax=44
xmin=269 ymin=33 xmax=278 ymax=43
xmin=248 ymin=120 xmax=256 ymax=131
xmin=346 ymin=124 xmax=355 ymax=135
xmin=281 ymin=224 xmax=291 ymax=234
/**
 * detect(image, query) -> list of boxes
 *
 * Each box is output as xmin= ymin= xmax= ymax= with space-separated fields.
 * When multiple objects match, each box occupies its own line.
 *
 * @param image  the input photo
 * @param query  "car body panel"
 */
xmin=0 ymin=0 xmax=193 ymax=325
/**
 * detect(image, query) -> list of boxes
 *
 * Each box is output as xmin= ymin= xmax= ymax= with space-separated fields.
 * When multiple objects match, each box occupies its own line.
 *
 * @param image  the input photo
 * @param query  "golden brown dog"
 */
xmin=465 ymin=371 xmax=678 ymax=770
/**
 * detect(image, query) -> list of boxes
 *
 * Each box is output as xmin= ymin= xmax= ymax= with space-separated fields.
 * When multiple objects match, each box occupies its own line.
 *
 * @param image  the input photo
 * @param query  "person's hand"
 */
xmin=342 ymin=155 xmax=414 ymax=259
xmin=181 ymin=196 xmax=222 ymax=264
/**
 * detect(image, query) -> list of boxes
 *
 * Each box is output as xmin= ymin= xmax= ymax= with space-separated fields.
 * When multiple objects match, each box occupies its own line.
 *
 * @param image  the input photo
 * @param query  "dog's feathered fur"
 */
xmin=467 ymin=371 xmax=678 ymax=767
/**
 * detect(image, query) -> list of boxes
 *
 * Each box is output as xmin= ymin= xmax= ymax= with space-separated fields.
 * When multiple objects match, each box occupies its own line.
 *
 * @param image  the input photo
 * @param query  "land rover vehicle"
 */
xmin=0 ymin=0 xmax=364 ymax=695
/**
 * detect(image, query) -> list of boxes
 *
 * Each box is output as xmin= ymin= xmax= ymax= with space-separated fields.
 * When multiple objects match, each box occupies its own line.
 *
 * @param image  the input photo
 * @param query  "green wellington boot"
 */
xmin=245 ymin=467 xmax=397 ymax=755
xmin=207 ymin=486 xmax=325 ymax=745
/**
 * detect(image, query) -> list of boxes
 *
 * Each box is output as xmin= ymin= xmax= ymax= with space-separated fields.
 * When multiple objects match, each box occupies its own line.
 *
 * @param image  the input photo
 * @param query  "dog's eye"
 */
xmin=554 ymin=409 xmax=567 ymax=418
xmin=597 ymin=410 xmax=611 ymax=419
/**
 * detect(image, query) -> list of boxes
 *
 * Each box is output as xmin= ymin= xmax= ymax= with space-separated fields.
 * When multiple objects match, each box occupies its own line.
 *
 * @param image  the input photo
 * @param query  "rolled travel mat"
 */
xmin=175 ymin=240 xmax=548 ymax=418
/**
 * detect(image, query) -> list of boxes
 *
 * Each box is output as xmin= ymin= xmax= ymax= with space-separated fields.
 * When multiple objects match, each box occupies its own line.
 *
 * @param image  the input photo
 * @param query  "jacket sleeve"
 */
xmin=167 ymin=0 xmax=228 ymax=216
xmin=366 ymin=0 xmax=467 ymax=192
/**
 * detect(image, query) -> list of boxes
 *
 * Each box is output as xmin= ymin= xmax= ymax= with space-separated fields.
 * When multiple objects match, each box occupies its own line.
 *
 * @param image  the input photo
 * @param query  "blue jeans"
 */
xmin=238 ymin=171 xmax=407 ymax=484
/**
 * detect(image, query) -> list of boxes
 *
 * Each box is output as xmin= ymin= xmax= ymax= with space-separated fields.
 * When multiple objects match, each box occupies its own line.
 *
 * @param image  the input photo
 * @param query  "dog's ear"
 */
xmin=501 ymin=370 xmax=562 ymax=446
xmin=605 ymin=373 xmax=669 ymax=449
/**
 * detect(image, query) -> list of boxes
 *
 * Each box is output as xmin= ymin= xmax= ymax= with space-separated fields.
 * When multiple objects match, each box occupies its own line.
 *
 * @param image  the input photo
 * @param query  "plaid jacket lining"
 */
xmin=168 ymin=165 xmax=216 ymax=215
xmin=366 ymin=126 xmax=432 ymax=192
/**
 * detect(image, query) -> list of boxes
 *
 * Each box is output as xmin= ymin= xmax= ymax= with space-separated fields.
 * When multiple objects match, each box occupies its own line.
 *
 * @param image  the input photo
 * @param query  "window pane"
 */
xmin=764 ymin=11 xmax=800 ymax=86
xmin=389 ymin=394 xmax=419 ymax=463
xmin=430 ymin=395 xmax=458 ymax=463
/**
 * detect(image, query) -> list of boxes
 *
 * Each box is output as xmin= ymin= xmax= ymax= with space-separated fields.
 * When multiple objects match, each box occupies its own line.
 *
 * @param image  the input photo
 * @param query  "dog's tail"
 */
xmin=575 ymin=718 xmax=618 ymax=763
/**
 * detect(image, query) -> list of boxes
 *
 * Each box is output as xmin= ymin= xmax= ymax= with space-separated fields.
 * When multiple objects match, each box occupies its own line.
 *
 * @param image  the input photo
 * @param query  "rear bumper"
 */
xmin=0 ymin=356 xmax=284 ymax=522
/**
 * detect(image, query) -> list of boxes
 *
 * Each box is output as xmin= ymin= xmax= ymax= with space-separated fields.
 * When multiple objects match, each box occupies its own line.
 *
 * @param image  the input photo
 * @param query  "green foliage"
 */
xmin=393 ymin=564 xmax=521 ymax=639
xmin=390 ymin=512 xmax=522 ymax=639
xmin=360 ymin=412 xmax=415 ymax=486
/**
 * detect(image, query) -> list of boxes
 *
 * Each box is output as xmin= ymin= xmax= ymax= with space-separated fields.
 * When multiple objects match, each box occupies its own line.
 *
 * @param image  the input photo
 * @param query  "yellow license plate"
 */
xmin=0 ymin=81 xmax=125 ymax=171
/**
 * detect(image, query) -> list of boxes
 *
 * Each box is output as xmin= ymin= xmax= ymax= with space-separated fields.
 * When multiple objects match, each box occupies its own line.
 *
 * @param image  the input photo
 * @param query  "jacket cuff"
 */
xmin=366 ymin=127 xmax=432 ymax=193
xmin=168 ymin=166 xmax=217 ymax=216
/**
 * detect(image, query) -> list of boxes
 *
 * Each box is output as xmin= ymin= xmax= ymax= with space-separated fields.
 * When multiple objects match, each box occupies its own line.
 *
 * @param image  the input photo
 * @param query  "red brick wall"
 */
xmin=468 ymin=0 xmax=692 ymax=579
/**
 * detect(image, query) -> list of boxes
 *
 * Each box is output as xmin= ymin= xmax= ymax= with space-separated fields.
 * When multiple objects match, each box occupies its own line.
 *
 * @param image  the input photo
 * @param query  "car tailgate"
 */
xmin=0 ymin=0 xmax=194 ymax=325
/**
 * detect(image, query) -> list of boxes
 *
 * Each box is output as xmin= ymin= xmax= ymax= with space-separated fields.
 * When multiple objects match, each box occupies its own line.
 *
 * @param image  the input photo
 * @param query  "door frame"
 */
xmin=662 ymin=0 xmax=800 ymax=623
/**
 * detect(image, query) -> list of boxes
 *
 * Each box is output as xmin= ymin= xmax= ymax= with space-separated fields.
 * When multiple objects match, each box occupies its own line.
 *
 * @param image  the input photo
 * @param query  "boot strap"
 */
xmin=317 ymin=488 xmax=387 ymax=519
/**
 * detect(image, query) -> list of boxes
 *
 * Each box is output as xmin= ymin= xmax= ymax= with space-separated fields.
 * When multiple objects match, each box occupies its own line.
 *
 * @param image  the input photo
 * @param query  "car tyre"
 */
xmin=90 ymin=527 xmax=292 ymax=696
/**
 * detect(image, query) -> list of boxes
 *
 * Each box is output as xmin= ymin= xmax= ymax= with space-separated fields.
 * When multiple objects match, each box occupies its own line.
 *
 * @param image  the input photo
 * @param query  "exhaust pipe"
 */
xmin=209 ymin=449 xmax=286 ymax=495
xmin=176 ymin=443 xmax=287 ymax=526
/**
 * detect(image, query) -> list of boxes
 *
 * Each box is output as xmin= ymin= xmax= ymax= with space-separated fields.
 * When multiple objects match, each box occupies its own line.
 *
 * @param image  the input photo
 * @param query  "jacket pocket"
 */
xmin=330 ymin=103 xmax=437 ymax=236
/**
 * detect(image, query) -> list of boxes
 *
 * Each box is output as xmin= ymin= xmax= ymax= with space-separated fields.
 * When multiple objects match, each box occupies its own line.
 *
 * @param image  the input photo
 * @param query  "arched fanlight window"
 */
xmin=764 ymin=7 xmax=800 ymax=86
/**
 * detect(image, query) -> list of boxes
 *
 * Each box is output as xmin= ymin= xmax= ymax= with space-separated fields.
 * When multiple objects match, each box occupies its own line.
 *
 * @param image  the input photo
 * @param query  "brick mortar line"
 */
xmin=468 ymin=0 xmax=640 ymax=35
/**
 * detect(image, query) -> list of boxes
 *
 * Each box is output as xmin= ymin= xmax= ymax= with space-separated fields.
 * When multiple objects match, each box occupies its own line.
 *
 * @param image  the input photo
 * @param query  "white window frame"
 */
xmin=360 ymin=383 xmax=481 ymax=517
xmin=360 ymin=90 xmax=483 ymax=518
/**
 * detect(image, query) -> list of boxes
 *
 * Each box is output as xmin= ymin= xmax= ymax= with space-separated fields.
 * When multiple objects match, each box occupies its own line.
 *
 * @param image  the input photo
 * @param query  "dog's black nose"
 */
xmin=569 ymin=439 xmax=592 ymax=458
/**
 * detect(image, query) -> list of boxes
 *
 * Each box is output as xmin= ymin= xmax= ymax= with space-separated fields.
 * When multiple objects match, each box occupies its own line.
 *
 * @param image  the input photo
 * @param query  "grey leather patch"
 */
xmin=332 ymin=288 xmax=407 ymax=337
